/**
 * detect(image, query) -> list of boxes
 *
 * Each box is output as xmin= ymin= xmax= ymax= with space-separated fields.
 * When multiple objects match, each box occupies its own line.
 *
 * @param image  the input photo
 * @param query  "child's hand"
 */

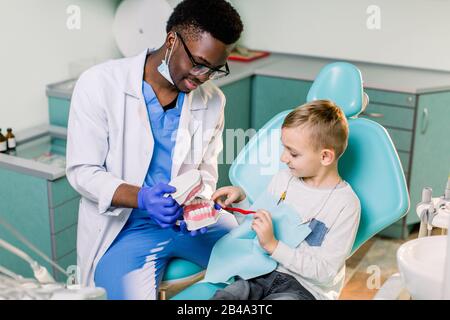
xmin=211 ymin=186 xmax=246 ymax=207
xmin=252 ymin=210 xmax=278 ymax=254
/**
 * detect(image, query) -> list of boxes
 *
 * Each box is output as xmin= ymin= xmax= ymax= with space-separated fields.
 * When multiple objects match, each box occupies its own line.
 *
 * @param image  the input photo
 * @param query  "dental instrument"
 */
xmin=0 ymin=217 xmax=106 ymax=299
xmin=416 ymin=175 xmax=450 ymax=237
xmin=375 ymin=175 xmax=450 ymax=300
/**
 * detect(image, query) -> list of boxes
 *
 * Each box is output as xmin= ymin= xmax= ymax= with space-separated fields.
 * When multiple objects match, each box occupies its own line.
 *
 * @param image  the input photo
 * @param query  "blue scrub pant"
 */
xmin=94 ymin=212 xmax=237 ymax=300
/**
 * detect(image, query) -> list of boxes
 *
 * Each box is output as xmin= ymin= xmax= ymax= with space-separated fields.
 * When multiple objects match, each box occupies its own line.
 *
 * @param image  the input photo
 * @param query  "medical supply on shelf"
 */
xmin=5 ymin=128 xmax=16 ymax=150
xmin=0 ymin=129 xmax=7 ymax=153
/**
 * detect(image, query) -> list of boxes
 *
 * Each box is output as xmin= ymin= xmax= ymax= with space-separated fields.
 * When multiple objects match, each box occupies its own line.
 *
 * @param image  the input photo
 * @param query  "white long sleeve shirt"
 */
xmin=234 ymin=169 xmax=361 ymax=300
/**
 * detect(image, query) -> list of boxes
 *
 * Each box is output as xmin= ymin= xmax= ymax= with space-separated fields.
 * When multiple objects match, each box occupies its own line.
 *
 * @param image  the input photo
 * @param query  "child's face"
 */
xmin=280 ymin=126 xmax=323 ymax=178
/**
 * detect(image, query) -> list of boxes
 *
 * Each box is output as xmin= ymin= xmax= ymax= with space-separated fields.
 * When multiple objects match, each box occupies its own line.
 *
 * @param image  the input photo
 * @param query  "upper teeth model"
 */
xmin=167 ymin=169 xmax=204 ymax=205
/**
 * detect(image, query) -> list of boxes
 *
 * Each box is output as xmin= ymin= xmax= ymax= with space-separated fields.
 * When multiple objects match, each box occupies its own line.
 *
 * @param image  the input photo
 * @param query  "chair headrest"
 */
xmin=306 ymin=62 xmax=364 ymax=118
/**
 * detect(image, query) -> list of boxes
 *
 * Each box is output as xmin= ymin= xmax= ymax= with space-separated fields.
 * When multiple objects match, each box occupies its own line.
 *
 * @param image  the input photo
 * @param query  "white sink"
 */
xmin=397 ymin=235 xmax=447 ymax=299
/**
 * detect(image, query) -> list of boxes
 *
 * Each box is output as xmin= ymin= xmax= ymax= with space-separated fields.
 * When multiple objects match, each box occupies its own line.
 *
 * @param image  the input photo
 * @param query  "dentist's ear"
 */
xmin=320 ymin=148 xmax=336 ymax=166
xmin=164 ymin=31 xmax=178 ymax=50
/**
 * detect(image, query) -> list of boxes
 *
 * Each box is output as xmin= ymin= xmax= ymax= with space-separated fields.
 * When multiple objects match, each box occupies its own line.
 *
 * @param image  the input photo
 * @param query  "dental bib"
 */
xmin=203 ymin=191 xmax=312 ymax=284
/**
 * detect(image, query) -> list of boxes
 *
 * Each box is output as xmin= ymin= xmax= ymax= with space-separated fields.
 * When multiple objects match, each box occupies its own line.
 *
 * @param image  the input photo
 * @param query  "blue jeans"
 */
xmin=94 ymin=211 xmax=237 ymax=300
xmin=211 ymin=271 xmax=316 ymax=300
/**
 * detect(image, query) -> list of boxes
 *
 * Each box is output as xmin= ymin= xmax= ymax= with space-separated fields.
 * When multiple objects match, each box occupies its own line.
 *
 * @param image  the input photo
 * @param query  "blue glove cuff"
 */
xmin=137 ymin=187 xmax=146 ymax=210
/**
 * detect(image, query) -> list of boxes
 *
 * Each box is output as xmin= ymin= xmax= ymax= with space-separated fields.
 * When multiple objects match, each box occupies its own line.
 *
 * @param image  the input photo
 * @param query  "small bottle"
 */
xmin=0 ymin=129 xmax=7 ymax=153
xmin=5 ymin=128 xmax=16 ymax=150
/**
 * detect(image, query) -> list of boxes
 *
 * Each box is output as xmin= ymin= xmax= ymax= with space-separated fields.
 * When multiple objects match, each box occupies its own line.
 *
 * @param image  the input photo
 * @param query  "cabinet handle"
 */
xmin=361 ymin=112 xmax=384 ymax=118
xmin=421 ymin=107 xmax=429 ymax=134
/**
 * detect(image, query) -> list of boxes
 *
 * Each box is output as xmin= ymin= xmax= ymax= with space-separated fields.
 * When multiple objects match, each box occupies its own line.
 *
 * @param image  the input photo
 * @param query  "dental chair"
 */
xmin=163 ymin=62 xmax=410 ymax=300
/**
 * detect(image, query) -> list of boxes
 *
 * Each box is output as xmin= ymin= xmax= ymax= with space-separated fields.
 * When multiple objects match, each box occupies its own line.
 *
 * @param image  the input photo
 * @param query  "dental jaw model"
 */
xmin=169 ymin=169 xmax=204 ymax=206
xmin=168 ymin=170 xmax=222 ymax=231
xmin=183 ymin=198 xmax=222 ymax=231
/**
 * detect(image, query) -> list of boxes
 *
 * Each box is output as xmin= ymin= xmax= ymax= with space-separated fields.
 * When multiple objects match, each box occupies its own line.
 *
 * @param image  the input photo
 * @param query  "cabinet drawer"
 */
xmin=365 ymin=88 xmax=416 ymax=107
xmin=361 ymin=103 xmax=415 ymax=130
xmin=386 ymin=128 xmax=413 ymax=152
xmin=49 ymin=177 xmax=79 ymax=208
xmin=48 ymin=97 xmax=70 ymax=128
xmin=52 ymin=196 xmax=80 ymax=233
xmin=50 ymin=137 xmax=67 ymax=155
xmin=251 ymin=76 xmax=312 ymax=130
xmin=53 ymin=224 xmax=77 ymax=259
xmin=398 ymin=151 xmax=411 ymax=173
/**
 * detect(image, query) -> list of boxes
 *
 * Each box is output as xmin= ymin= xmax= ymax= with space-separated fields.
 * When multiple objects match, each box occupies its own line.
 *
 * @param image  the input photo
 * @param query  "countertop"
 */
xmin=7 ymin=52 xmax=450 ymax=180
xmin=0 ymin=126 xmax=67 ymax=181
xmin=46 ymin=52 xmax=450 ymax=98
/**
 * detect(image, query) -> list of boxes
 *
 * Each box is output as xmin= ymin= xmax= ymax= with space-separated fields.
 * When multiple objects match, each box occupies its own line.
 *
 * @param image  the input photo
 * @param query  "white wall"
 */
xmin=0 ymin=0 xmax=122 ymax=132
xmin=232 ymin=0 xmax=450 ymax=72
xmin=2 ymin=0 xmax=449 ymax=132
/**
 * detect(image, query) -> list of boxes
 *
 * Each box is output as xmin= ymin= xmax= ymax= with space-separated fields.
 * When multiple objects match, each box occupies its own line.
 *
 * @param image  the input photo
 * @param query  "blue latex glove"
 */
xmin=137 ymin=182 xmax=183 ymax=228
xmin=173 ymin=220 xmax=208 ymax=236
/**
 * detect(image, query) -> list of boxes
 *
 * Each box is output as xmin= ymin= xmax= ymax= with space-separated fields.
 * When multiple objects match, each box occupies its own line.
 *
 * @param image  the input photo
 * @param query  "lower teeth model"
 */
xmin=183 ymin=198 xmax=222 ymax=231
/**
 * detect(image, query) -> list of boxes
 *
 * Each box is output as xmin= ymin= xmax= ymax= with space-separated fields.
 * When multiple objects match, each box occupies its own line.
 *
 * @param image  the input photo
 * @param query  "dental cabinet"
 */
xmin=0 ymin=126 xmax=77 ymax=281
xmin=249 ymin=56 xmax=450 ymax=239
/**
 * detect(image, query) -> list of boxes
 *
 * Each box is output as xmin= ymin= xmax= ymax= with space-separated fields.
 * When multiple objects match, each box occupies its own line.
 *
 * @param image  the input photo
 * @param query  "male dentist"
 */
xmin=66 ymin=0 xmax=243 ymax=299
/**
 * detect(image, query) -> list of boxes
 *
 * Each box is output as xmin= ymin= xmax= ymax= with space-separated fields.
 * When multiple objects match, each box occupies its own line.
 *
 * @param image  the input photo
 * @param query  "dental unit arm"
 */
xmin=416 ymin=176 xmax=450 ymax=237
xmin=374 ymin=175 xmax=450 ymax=300
xmin=0 ymin=238 xmax=55 ymax=284
xmin=0 ymin=218 xmax=106 ymax=300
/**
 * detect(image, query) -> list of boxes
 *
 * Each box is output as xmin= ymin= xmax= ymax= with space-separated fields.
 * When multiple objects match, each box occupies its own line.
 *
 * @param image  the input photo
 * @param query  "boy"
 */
xmin=211 ymin=100 xmax=361 ymax=300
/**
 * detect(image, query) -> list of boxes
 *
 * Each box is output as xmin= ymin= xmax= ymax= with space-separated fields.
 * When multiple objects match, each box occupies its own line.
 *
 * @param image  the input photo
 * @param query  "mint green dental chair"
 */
xmin=169 ymin=62 xmax=410 ymax=300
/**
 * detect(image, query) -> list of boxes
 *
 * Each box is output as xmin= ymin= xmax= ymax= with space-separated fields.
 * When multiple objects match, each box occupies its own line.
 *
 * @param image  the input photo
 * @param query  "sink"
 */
xmin=397 ymin=235 xmax=447 ymax=299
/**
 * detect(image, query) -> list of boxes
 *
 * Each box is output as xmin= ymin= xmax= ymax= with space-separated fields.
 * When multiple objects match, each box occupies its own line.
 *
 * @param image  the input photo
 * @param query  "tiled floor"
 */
xmin=339 ymin=225 xmax=429 ymax=300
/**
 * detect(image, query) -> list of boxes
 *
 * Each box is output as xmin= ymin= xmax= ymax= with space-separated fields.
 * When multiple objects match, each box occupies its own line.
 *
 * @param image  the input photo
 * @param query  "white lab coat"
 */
xmin=66 ymin=49 xmax=227 ymax=286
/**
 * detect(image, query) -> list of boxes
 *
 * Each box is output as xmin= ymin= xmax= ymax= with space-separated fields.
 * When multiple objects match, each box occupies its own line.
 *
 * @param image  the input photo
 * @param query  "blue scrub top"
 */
xmin=128 ymin=80 xmax=185 ymax=222
xmin=142 ymin=80 xmax=185 ymax=187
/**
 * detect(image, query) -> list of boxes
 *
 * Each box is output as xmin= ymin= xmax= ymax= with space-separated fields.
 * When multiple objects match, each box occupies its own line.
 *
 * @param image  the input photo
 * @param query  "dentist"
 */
xmin=66 ymin=0 xmax=243 ymax=299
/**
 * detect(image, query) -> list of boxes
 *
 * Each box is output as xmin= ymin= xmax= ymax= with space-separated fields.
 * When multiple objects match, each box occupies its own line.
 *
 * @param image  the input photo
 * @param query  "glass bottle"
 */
xmin=5 ymin=128 xmax=16 ymax=150
xmin=0 ymin=129 xmax=7 ymax=153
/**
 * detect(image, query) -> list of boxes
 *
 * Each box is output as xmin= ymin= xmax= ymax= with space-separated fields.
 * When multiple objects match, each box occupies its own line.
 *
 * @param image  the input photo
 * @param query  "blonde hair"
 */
xmin=282 ymin=100 xmax=349 ymax=158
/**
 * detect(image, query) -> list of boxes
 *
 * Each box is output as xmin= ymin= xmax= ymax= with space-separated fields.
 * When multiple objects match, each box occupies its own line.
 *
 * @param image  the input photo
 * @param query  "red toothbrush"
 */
xmin=214 ymin=203 xmax=256 ymax=215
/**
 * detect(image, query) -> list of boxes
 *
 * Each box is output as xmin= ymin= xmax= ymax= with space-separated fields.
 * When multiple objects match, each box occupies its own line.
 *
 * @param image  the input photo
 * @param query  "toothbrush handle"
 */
xmin=213 ymin=203 xmax=256 ymax=215
xmin=223 ymin=206 xmax=256 ymax=215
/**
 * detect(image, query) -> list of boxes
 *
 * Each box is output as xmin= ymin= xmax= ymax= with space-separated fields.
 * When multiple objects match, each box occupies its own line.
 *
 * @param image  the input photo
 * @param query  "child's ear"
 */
xmin=320 ymin=148 xmax=336 ymax=166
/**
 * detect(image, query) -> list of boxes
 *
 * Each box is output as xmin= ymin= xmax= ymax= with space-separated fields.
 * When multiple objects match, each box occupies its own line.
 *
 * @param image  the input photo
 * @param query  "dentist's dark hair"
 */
xmin=166 ymin=0 xmax=243 ymax=45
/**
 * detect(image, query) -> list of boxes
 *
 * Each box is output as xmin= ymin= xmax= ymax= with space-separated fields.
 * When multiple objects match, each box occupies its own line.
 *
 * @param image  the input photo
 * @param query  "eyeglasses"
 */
xmin=176 ymin=32 xmax=230 ymax=80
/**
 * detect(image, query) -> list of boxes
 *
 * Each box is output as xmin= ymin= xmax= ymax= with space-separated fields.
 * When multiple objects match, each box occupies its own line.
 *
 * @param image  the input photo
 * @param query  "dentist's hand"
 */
xmin=137 ymin=183 xmax=183 ymax=228
xmin=211 ymin=186 xmax=246 ymax=207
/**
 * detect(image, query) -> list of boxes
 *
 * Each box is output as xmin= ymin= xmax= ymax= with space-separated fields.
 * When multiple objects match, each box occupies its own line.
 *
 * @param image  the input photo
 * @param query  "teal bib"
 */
xmin=204 ymin=191 xmax=311 ymax=284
